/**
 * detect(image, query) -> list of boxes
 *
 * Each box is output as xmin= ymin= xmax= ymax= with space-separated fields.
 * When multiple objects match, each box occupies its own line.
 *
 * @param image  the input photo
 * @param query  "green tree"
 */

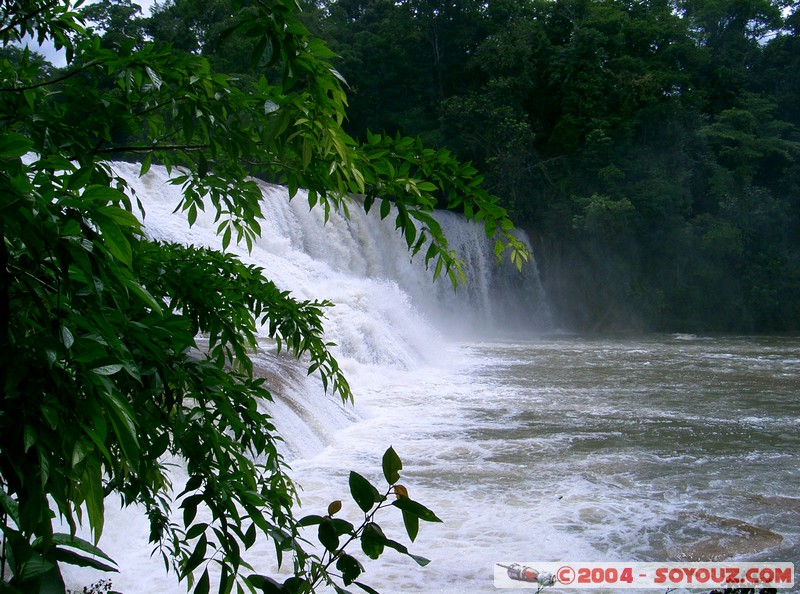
xmin=310 ymin=0 xmax=800 ymax=331
xmin=317 ymin=0 xmax=491 ymax=144
xmin=441 ymin=0 xmax=800 ymax=332
xmin=145 ymin=0 xmax=269 ymax=78
xmin=78 ymin=0 xmax=147 ymax=51
xmin=0 ymin=1 xmax=527 ymax=593
xmin=316 ymin=0 xmax=436 ymax=140
xmin=678 ymin=0 xmax=783 ymax=114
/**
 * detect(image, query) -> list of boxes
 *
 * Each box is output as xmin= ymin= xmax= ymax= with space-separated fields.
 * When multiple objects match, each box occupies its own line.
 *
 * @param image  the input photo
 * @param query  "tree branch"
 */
xmin=0 ymin=0 xmax=66 ymax=41
xmin=0 ymin=222 xmax=8 ymax=400
xmin=96 ymin=144 xmax=210 ymax=154
xmin=0 ymin=59 xmax=104 ymax=93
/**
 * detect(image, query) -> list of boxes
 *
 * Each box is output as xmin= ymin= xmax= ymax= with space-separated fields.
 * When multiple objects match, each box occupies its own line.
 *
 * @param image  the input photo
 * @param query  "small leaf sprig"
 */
xmin=281 ymin=447 xmax=443 ymax=594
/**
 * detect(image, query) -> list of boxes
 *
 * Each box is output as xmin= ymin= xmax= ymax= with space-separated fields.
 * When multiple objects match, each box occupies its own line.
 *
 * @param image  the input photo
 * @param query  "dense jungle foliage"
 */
xmin=2 ymin=1 xmax=796 ymax=592
xmin=2 ymin=0 xmax=533 ymax=592
xmin=33 ymin=0 xmax=799 ymax=333
xmin=307 ymin=0 xmax=800 ymax=333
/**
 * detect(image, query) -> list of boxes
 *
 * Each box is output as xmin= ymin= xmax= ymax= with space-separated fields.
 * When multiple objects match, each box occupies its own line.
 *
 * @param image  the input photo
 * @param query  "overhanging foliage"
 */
xmin=0 ymin=1 xmax=526 ymax=592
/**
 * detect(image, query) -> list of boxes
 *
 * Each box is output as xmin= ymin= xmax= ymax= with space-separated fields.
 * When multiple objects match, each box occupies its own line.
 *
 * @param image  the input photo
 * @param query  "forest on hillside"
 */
xmin=22 ymin=0 xmax=800 ymax=332
xmin=312 ymin=0 xmax=800 ymax=333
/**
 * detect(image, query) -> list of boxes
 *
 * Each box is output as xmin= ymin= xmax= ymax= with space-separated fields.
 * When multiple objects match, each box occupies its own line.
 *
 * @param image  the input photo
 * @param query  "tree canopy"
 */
xmin=315 ymin=0 xmax=800 ymax=332
xmin=0 ymin=1 xmax=528 ymax=593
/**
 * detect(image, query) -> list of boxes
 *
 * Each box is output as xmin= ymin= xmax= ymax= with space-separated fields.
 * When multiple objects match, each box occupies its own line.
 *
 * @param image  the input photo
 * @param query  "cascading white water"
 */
xmin=111 ymin=160 xmax=548 ymax=456
xmin=60 ymin=165 xmax=799 ymax=594
xmin=122 ymin=161 xmax=550 ymax=357
xmin=59 ymin=162 xmax=551 ymax=592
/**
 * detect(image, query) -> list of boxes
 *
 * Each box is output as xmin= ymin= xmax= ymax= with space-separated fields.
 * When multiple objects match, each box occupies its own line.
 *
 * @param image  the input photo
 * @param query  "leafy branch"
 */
xmin=0 ymin=0 xmax=64 ymax=41
xmin=0 ymin=59 xmax=104 ymax=92
xmin=0 ymin=2 xmax=523 ymax=593
xmin=250 ymin=447 xmax=442 ymax=594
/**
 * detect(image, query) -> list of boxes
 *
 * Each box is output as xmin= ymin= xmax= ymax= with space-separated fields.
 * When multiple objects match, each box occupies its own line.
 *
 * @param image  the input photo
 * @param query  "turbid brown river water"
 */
xmin=284 ymin=334 xmax=799 ymax=593
xmin=61 ymin=163 xmax=797 ymax=593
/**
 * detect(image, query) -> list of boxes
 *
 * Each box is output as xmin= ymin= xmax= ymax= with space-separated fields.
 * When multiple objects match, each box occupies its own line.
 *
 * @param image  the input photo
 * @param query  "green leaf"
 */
xmin=23 ymin=426 xmax=36 ymax=453
xmin=330 ymin=518 xmax=355 ymax=537
xmin=195 ymin=568 xmax=210 ymax=594
xmin=401 ymin=509 xmax=419 ymax=542
xmin=180 ymin=474 xmax=204 ymax=496
xmin=182 ymin=534 xmax=207 ymax=577
xmin=348 ymin=472 xmax=381 ymax=513
xmin=81 ymin=423 xmax=112 ymax=464
xmin=302 ymin=139 xmax=312 ymax=169
xmin=433 ymin=256 xmax=444 ymax=281
xmin=43 ymin=567 xmax=69 ymax=594
xmin=185 ymin=523 xmax=208 ymax=540
xmin=381 ymin=447 xmax=402 ymax=485
xmin=360 ymin=523 xmax=385 ymax=560
xmin=391 ymin=498 xmax=442 ymax=523
xmin=140 ymin=153 xmax=152 ymax=176
xmin=92 ymin=364 xmax=124 ymax=376
xmin=336 ymin=554 xmax=363 ymax=586
xmin=50 ymin=547 xmax=118 ymax=572
xmin=379 ymin=198 xmax=391 ymax=220
xmin=99 ymin=390 xmax=140 ymax=464
xmin=363 ymin=194 xmax=374 ymax=213
xmin=18 ymin=553 xmax=54 ymax=581
xmin=145 ymin=65 xmax=162 ymax=90
xmin=83 ymin=458 xmax=105 ymax=541
xmin=298 ymin=514 xmax=325 ymax=527
xmin=41 ymin=404 xmax=58 ymax=430
xmin=247 ymin=574 xmax=284 ymax=594
xmin=0 ymin=132 xmax=33 ymax=159
xmin=124 ymin=278 xmax=164 ymax=314
xmin=282 ymin=577 xmax=310 ymax=593
xmin=243 ymin=523 xmax=257 ymax=548
xmin=52 ymin=532 xmax=108 ymax=563
xmin=181 ymin=494 xmax=203 ymax=526
xmin=71 ymin=440 xmax=87 ymax=467
xmin=92 ymin=212 xmax=133 ymax=267
xmin=354 ymin=582 xmax=381 ymax=594
xmin=60 ymin=326 xmax=74 ymax=349
xmin=408 ymin=553 xmax=431 ymax=567
xmin=403 ymin=221 xmax=416 ymax=247
xmin=96 ymin=205 xmax=141 ymax=229
xmin=318 ymin=519 xmax=339 ymax=552
xmin=187 ymin=202 xmax=198 ymax=226
xmin=81 ymin=185 xmax=128 ymax=205
xmin=0 ymin=490 xmax=20 ymax=525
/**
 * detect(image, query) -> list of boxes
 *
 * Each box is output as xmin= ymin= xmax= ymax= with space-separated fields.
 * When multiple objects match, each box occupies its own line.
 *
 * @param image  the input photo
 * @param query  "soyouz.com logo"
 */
xmin=493 ymin=562 xmax=795 ymax=589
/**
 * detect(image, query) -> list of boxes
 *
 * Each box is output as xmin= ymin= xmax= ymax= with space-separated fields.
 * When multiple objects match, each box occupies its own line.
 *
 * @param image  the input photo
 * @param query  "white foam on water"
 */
xmin=59 ymin=165 xmax=799 ymax=594
xmin=61 ymin=163 xmax=552 ymax=593
xmin=279 ymin=355 xmax=606 ymax=594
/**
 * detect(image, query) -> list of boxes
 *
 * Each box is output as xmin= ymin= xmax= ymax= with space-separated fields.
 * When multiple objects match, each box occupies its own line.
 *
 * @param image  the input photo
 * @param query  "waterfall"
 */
xmin=110 ymin=160 xmax=551 ymax=458
xmin=60 ymin=162 xmax=551 ymax=593
xmin=120 ymin=161 xmax=550 ymax=344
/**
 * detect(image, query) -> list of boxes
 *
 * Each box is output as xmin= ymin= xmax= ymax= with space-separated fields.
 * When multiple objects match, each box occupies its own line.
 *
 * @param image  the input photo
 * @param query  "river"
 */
xmin=284 ymin=334 xmax=800 ymax=593
xmin=61 ymin=164 xmax=798 ymax=593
